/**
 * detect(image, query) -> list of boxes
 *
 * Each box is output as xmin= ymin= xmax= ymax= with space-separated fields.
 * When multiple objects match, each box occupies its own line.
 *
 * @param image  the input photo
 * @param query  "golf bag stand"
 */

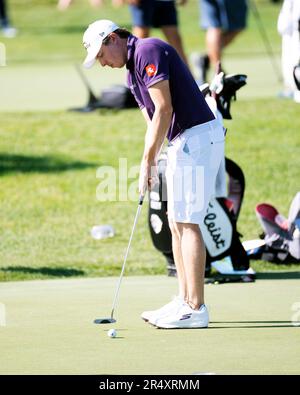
xmin=148 ymin=154 xmax=254 ymax=282
xmin=250 ymin=191 xmax=300 ymax=263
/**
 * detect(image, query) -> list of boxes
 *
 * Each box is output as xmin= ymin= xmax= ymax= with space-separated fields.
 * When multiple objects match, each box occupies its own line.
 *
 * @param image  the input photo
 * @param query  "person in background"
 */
xmin=57 ymin=0 xmax=103 ymax=11
xmin=0 ymin=0 xmax=17 ymax=38
xmin=192 ymin=0 xmax=248 ymax=85
xmin=115 ymin=0 xmax=189 ymax=65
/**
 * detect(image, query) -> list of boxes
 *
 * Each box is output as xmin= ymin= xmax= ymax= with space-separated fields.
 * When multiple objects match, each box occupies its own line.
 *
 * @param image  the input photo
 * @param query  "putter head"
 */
xmin=94 ymin=318 xmax=116 ymax=324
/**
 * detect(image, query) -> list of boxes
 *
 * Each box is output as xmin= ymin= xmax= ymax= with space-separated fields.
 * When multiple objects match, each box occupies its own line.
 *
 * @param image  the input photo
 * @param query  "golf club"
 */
xmin=249 ymin=0 xmax=282 ymax=83
xmin=94 ymin=195 xmax=144 ymax=324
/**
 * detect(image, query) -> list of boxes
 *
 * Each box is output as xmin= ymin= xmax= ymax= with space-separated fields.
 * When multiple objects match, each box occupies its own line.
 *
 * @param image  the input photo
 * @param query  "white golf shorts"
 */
xmin=166 ymin=118 xmax=225 ymax=225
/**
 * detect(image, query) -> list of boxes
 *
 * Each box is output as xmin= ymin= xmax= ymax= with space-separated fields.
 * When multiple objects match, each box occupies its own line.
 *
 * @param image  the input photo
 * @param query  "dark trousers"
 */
xmin=0 ymin=0 xmax=9 ymax=27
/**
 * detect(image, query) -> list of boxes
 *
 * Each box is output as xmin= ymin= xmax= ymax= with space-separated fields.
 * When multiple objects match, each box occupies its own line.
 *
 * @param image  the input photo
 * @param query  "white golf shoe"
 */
xmin=154 ymin=303 xmax=209 ymax=329
xmin=141 ymin=296 xmax=184 ymax=323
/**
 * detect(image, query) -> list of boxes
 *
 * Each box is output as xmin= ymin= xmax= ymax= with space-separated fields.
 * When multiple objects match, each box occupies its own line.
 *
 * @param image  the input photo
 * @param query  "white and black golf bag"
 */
xmin=148 ymin=155 xmax=252 ymax=279
xmin=248 ymin=192 xmax=300 ymax=263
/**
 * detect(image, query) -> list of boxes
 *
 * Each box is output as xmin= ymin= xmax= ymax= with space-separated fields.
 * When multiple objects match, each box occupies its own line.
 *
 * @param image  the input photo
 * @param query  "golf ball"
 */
xmin=107 ymin=329 xmax=117 ymax=338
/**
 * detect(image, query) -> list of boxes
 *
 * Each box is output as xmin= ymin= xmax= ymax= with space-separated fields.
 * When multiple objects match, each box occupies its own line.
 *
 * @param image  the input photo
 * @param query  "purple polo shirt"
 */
xmin=126 ymin=35 xmax=214 ymax=141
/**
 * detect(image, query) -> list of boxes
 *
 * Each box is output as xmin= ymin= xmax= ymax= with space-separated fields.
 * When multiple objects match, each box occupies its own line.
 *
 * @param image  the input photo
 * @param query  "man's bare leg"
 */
xmin=206 ymin=27 xmax=243 ymax=70
xmin=205 ymin=27 xmax=222 ymax=69
xmin=132 ymin=26 xmax=150 ymax=39
xmin=222 ymin=30 xmax=242 ymax=48
xmin=133 ymin=25 xmax=189 ymax=66
xmin=177 ymin=222 xmax=206 ymax=310
xmin=168 ymin=220 xmax=188 ymax=300
xmin=162 ymin=26 xmax=189 ymax=66
xmin=169 ymin=221 xmax=206 ymax=309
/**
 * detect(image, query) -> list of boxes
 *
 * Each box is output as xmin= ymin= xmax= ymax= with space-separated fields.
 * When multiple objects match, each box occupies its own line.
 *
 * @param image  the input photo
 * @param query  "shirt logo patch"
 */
xmin=146 ymin=64 xmax=157 ymax=77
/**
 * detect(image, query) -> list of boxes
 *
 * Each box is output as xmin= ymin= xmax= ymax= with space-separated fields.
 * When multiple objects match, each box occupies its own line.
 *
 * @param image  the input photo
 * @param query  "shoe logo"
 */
xmin=180 ymin=313 xmax=192 ymax=321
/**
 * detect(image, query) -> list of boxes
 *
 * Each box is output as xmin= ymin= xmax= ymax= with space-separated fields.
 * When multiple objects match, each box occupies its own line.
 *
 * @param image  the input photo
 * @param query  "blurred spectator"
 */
xmin=277 ymin=0 xmax=300 ymax=101
xmin=57 ymin=0 xmax=103 ymax=11
xmin=117 ymin=0 xmax=189 ymax=65
xmin=0 ymin=0 xmax=17 ymax=38
xmin=192 ymin=0 xmax=248 ymax=84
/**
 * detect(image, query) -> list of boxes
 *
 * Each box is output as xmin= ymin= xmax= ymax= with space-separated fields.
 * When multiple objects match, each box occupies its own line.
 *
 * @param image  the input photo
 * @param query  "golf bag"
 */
xmin=212 ymin=73 xmax=247 ymax=120
xmin=97 ymin=85 xmax=138 ymax=109
xmin=69 ymin=64 xmax=138 ymax=112
xmin=148 ymin=154 xmax=252 ymax=278
xmin=248 ymin=192 xmax=300 ymax=263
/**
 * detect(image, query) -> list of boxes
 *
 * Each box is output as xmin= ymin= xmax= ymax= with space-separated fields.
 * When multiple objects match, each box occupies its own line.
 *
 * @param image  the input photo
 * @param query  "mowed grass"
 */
xmin=1 ymin=100 xmax=300 ymax=281
xmin=0 ymin=109 xmax=165 ymax=280
xmin=1 ymin=0 xmax=300 ymax=281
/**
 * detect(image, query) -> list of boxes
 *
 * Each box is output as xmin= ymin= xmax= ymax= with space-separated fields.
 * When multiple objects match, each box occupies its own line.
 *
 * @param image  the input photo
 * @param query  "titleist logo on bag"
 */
xmin=201 ymin=199 xmax=232 ymax=257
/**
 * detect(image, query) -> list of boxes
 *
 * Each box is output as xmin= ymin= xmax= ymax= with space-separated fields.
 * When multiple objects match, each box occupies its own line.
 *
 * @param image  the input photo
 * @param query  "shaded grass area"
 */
xmin=0 ymin=153 xmax=95 ymax=174
xmin=256 ymin=271 xmax=300 ymax=280
xmin=1 ymin=99 xmax=300 ymax=281
xmin=0 ymin=110 xmax=165 ymax=281
xmin=0 ymin=266 xmax=84 ymax=278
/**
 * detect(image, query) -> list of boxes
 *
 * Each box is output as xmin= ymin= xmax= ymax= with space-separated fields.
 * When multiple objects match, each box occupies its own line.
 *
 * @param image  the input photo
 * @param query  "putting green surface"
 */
xmin=0 ymin=275 xmax=299 ymax=375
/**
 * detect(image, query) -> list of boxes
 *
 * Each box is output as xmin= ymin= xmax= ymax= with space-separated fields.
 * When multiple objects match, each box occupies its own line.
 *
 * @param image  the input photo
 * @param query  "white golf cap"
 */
xmin=82 ymin=19 xmax=119 ymax=69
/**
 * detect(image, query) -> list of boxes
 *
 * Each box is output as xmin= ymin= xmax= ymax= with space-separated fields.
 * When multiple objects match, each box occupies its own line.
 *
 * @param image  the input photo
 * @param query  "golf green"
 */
xmin=0 ymin=275 xmax=299 ymax=374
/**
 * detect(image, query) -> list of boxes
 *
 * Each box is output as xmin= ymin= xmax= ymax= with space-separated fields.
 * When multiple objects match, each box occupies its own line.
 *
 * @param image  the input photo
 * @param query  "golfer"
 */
xmin=82 ymin=20 xmax=225 ymax=329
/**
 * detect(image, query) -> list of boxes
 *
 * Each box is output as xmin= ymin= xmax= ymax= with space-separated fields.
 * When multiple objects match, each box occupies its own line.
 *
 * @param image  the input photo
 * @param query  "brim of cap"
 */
xmin=83 ymin=42 xmax=102 ymax=69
